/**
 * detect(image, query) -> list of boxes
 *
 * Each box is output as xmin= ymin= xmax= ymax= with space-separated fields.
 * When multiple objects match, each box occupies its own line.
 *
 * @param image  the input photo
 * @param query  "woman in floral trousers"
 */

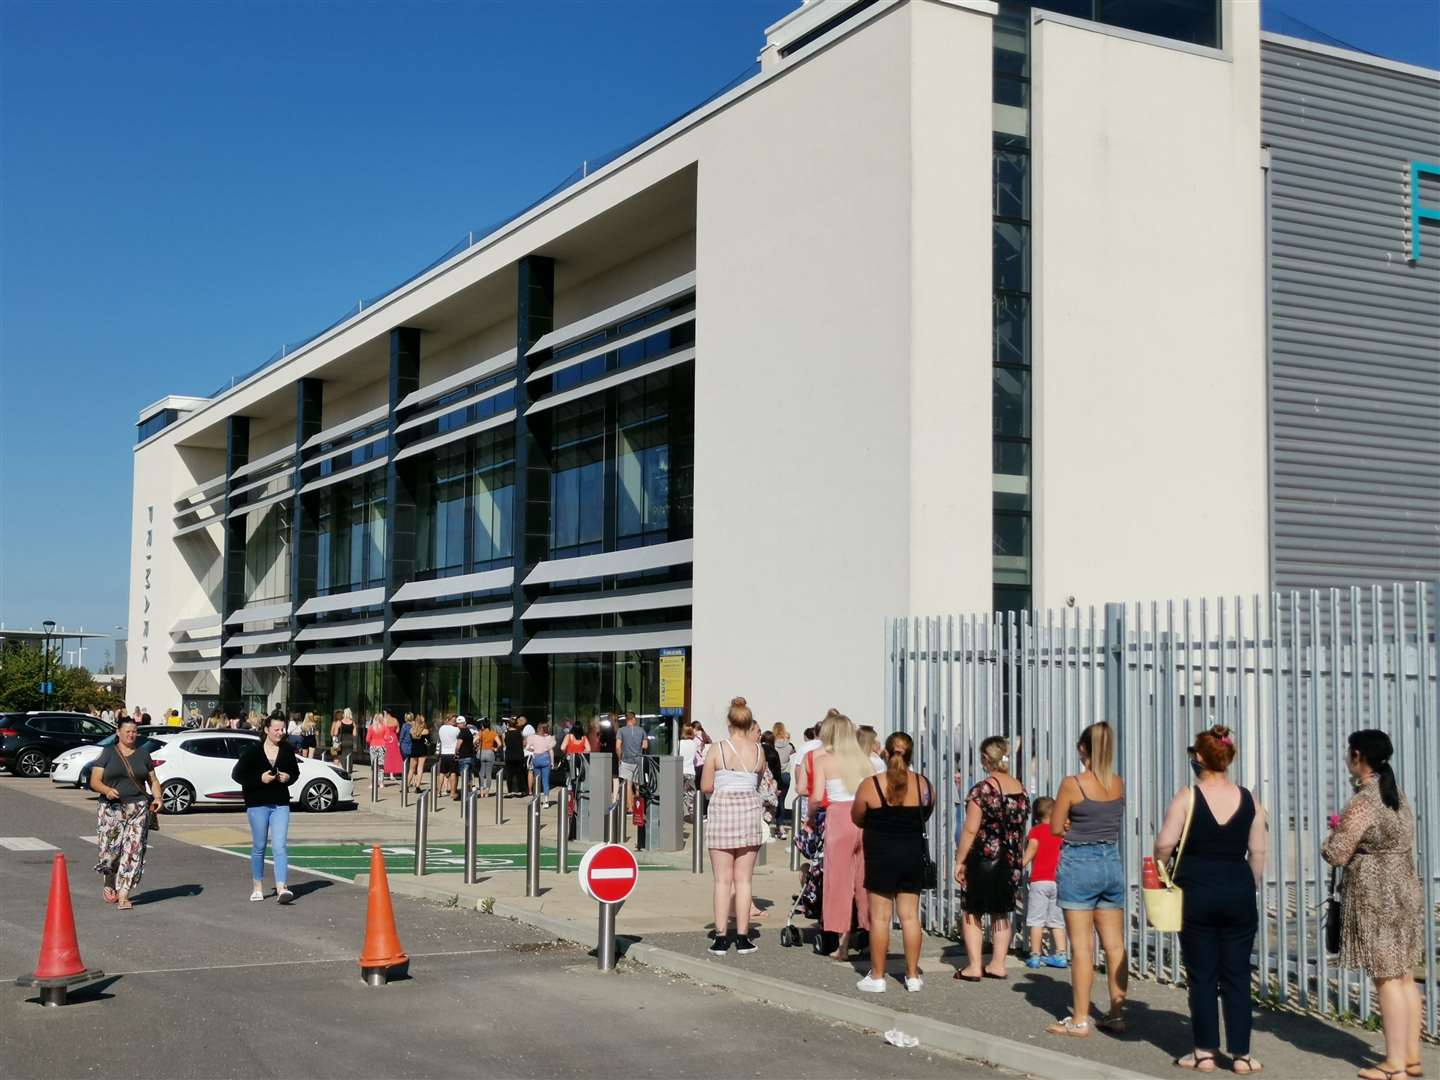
xmin=90 ymin=717 xmax=162 ymax=910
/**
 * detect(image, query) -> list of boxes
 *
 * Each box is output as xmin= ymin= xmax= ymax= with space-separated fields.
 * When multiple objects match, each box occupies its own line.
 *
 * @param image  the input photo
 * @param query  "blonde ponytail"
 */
xmin=1080 ymin=721 xmax=1116 ymax=786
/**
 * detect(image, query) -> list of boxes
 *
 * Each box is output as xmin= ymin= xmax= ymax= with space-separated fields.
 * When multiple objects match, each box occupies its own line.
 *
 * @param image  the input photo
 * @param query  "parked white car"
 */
xmin=51 ymin=727 xmax=170 ymax=788
xmin=151 ymin=730 xmax=354 ymax=813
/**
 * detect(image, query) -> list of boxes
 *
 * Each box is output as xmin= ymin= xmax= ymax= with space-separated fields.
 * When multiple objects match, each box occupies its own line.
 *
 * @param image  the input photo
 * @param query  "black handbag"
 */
xmin=1323 ymin=867 xmax=1343 ymax=955
xmin=920 ymin=843 xmax=939 ymax=891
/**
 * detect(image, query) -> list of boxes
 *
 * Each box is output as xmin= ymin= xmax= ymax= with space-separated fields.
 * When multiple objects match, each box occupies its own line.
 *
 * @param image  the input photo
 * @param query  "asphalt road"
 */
xmin=0 ymin=778 xmax=1005 ymax=1079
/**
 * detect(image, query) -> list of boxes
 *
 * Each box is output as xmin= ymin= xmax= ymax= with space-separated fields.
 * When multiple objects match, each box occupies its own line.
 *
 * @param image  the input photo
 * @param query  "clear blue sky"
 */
xmin=1 ymin=0 xmax=1436 ymax=668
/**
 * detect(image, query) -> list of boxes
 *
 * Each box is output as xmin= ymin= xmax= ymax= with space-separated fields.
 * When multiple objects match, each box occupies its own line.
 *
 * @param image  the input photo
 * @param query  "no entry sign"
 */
xmin=578 ymin=843 xmax=639 ymax=905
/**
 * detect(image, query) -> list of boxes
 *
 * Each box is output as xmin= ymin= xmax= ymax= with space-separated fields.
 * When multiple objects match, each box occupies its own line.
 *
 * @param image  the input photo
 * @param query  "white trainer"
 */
xmin=856 ymin=974 xmax=888 ymax=993
xmin=904 ymin=976 xmax=924 ymax=992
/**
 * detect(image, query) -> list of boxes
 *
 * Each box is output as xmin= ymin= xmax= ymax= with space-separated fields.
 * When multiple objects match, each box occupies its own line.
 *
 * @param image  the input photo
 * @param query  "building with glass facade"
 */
xmin=128 ymin=0 xmax=1436 ymax=730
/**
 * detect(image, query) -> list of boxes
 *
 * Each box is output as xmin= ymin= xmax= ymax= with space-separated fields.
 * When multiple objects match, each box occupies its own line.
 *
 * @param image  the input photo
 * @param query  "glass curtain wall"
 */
xmin=315 ymin=472 xmax=387 ymax=594
xmin=416 ymin=430 xmax=515 ymax=577
xmin=243 ymin=504 xmax=290 ymax=605
xmin=312 ymin=662 xmax=383 ymax=726
xmin=548 ymin=650 xmax=661 ymax=725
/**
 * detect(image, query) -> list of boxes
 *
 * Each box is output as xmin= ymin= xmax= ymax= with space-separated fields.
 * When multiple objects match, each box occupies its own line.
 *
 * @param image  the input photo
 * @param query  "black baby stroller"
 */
xmin=779 ymin=806 xmax=826 ymax=948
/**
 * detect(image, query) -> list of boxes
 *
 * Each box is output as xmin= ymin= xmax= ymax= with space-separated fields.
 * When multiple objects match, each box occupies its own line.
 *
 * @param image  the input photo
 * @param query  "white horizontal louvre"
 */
xmin=169 ymin=638 xmax=220 ymax=655
xmin=389 ymin=639 xmax=512 ymax=662
xmin=293 ymin=619 xmax=385 ymax=643
xmin=302 ymin=405 xmax=388 ymax=451
xmin=391 ymin=567 xmax=515 ymax=603
xmin=175 ymin=517 xmax=223 ymax=538
xmin=173 ymin=489 xmax=226 ymax=522
xmin=527 ymin=271 xmax=696 ymax=356
xmin=525 ymin=349 xmax=693 ymax=417
xmin=170 ymin=659 xmax=221 ymax=673
xmin=520 ymin=625 xmax=692 ymax=656
xmin=292 ymin=646 xmax=384 ymax=667
xmin=224 ymin=601 xmax=292 ymax=626
xmin=302 ymin=429 xmax=388 ymax=472
xmin=298 ymin=455 xmax=388 ymax=494
xmin=175 ymin=474 xmax=225 ymax=504
xmin=526 ymin=311 xmax=694 ymax=384
xmin=221 ymin=653 xmax=291 ymax=670
xmin=223 ymin=629 xmax=292 ymax=649
xmin=397 ymin=348 xmax=518 ymax=412
xmin=229 ymin=470 xmax=293 ymax=502
xmin=393 ymin=410 xmax=516 ymax=463
xmin=295 ymin=587 xmax=386 ymax=617
xmin=389 ymin=605 xmax=513 ymax=633
xmin=394 ymin=379 xmax=516 ymax=435
xmin=172 ymin=613 xmax=222 ymax=634
xmin=230 ymin=442 xmax=296 ymax=482
xmin=523 ymin=586 xmax=692 ymax=621
xmin=523 ymin=539 xmax=692 ymax=586
xmin=226 ymin=488 xmax=292 ymax=520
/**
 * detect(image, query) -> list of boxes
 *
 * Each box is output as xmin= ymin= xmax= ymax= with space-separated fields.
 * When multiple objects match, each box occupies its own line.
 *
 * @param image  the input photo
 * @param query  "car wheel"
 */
xmin=16 ymin=749 xmax=49 ymax=778
xmin=161 ymin=779 xmax=195 ymax=814
xmin=301 ymin=779 xmax=337 ymax=813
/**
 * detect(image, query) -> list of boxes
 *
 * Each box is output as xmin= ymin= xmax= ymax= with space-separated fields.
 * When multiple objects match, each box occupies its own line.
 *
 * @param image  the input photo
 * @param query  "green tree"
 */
xmin=0 ymin=645 xmax=106 ymax=712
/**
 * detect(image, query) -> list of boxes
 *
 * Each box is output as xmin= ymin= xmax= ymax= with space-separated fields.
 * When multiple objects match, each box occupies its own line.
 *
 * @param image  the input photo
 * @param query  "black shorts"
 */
xmin=438 ymin=755 xmax=457 ymax=775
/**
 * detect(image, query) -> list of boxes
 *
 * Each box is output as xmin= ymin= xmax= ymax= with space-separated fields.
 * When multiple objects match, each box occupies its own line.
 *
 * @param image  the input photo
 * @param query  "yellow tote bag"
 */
xmin=1143 ymin=787 xmax=1194 ymax=933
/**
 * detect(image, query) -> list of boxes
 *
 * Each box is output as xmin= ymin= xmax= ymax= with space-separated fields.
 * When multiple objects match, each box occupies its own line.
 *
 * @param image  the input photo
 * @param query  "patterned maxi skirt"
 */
xmin=94 ymin=801 xmax=150 ymax=893
xmin=706 ymin=789 xmax=764 ymax=850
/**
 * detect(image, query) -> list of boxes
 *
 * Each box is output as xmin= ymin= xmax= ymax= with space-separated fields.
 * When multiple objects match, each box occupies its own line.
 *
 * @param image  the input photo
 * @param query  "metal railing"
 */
xmin=887 ymin=581 xmax=1438 ymax=1035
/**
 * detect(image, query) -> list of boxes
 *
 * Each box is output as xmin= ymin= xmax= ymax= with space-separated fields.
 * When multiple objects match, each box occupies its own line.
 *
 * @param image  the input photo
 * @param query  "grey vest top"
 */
xmin=1066 ymin=777 xmax=1124 ymax=844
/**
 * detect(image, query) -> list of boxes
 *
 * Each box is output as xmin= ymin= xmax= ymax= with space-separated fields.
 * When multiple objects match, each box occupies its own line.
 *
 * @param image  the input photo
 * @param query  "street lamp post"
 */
xmin=41 ymin=619 xmax=56 ymax=709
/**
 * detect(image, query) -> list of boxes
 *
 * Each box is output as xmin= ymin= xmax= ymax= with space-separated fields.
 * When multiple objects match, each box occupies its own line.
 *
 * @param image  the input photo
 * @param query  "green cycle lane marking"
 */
xmin=221 ymin=842 xmax=675 ymax=882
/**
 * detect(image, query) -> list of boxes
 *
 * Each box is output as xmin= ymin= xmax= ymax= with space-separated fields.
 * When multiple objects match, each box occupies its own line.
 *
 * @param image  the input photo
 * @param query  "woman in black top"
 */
xmin=1155 ymin=726 xmax=1268 ymax=1074
xmin=504 ymin=719 xmax=527 ymax=795
xmin=851 ymin=732 xmax=934 ymax=993
xmin=232 ymin=716 xmax=302 ymax=904
xmin=90 ymin=717 xmax=162 ymax=910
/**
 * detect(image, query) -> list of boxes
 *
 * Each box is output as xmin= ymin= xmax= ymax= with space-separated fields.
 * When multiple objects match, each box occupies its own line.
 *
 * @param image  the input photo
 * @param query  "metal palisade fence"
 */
xmin=886 ymin=582 xmax=1438 ymax=1036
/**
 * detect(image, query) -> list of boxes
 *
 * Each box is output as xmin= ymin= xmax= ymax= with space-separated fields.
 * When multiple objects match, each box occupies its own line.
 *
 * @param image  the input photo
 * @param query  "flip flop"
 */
xmin=1232 ymin=1056 xmax=1264 ymax=1075
xmin=983 ymin=971 xmax=1008 ymax=980
xmin=953 ymin=971 xmax=982 ymax=982
xmin=1175 ymin=1051 xmax=1216 ymax=1071
xmin=1405 ymin=1064 xmax=1423 ymax=1078
xmin=102 ymin=887 xmax=118 ymax=904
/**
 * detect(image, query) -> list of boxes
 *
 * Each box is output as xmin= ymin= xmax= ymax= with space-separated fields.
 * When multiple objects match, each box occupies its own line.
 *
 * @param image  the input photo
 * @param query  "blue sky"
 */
xmin=1 ymin=0 xmax=1436 ymax=668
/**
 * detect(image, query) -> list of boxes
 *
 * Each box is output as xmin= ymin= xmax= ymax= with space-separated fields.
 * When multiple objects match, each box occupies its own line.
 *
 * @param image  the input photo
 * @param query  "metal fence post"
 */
xmin=525 ymin=796 xmax=542 ymax=897
xmin=414 ymin=791 xmax=429 ymax=877
xmin=556 ymin=786 xmax=570 ymax=874
xmin=463 ymin=790 xmax=478 ymax=885
xmin=690 ymin=793 xmax=705 ymax=873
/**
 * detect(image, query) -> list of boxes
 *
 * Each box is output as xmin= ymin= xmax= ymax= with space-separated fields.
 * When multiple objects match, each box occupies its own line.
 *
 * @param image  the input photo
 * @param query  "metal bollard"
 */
xmin=463 ymin=790 xmax=479 ymax=885
xmin=525 ymin=796 xmax=542 ymax=898
xmin=431 ymin=760 xmax=441 ymax=811
xmin=494 ymin=774 xmax=504 ymax=826
xmin=621 ymin=796 xmax=630 ymax=845
xmin=414 ymin=791 xmax=429 ymax=877
xmin=556 ymin=786 xmax=570 ymax=874
xmin=401 ymin=766 xmax=410 ymax=808
xmin=370 ymin=761 xmax=381 ymax=803
xmin=789 ymin=801 xmax=802 ymax=870
xmin=691 ymin=792 xmax=705 ymax=874
xmin=605 ymin=799 xmax=623 ymax=845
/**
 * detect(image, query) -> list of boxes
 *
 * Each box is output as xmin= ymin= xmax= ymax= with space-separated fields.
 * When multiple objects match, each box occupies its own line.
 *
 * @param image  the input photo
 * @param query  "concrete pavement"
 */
xmin=0 ymin=776 xmax=1002 ymax=1080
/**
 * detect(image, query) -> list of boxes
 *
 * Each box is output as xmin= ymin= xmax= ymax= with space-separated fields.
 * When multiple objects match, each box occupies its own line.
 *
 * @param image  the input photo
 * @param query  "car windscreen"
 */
xmin=93 ymin=735 xmax=166 ymax=752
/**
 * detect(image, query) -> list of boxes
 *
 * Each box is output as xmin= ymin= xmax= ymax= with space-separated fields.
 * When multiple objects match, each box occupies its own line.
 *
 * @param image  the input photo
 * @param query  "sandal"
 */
xmin=1046 ymin=1016 xmax=1092 ymax=1038
xmin=1406 ymin=1064 xmax=1423 ymax=1079
xmin=1175 ymin=1052 xmax=1216 ymax=1072
xmin=1097 ymin=1008 xmax=1128 ymax=1034
xmin=116 ymin=898 xmax=133 ymax=911
xmin=102 ymin=886 xmax=118 ymax=904
xmin=1232 ymin=1056 xmax=1263 ymax=1075
xmin=1358 ymin=1069 xmax=1409 ymax=1080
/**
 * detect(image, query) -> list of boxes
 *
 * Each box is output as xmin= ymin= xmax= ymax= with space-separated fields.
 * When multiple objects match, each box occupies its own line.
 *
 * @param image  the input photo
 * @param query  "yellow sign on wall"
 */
xmin=659 ymin=649 xmax=686 ymax=712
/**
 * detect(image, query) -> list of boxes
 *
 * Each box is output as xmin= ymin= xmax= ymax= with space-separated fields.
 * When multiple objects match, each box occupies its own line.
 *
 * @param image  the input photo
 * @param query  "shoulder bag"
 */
xmin=1142 ymin=787 xmax=1194 ymax=932
xmin=119 ymin=748 xmax=159 ymax=831
xmin=1323 ymin=867 xmax=1344 ymax=954
xmin=917 ymin=776 xmax=939 ymax=891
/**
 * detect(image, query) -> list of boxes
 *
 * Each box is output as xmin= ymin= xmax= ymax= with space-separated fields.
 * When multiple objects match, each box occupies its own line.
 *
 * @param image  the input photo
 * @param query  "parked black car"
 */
xmin=0 ymin=712 xmax=115 ymax=777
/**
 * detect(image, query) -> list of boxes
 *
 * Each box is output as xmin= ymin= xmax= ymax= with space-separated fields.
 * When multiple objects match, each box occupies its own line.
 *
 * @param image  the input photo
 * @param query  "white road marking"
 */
xmin=78 ymin=835 xmax=98 ymax=844
xmin=590 ymin=867 xmax=636 ymax=880
xmin=0 ymin=837 xmax=58 ymax=851
xmin=199 ymin=844 xmax=354 ymax=885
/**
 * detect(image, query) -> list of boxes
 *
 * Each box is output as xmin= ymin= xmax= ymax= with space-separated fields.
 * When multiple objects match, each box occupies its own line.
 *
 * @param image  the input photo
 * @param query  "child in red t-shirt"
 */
xmin=1022 ymin=796 xmax=1069 ymax=968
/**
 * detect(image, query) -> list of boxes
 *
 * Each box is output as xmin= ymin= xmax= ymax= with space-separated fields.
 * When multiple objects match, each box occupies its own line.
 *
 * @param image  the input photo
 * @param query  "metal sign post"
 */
xmin=413 ymin=791 xmax=429 ymax=877
xmin=578 ymin=843 xmax=639 ymax=972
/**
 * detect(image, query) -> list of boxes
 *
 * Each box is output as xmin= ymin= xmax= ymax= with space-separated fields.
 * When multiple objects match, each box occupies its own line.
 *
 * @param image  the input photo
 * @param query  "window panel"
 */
xmin=994 ymin=149 xmax=1029 ymax=221
xmin=993 ymin=293 xmax=1029 ymax=366
xmin=993 ymin=367 xmax=1031 ymax=437
xmin=993 ymin=221 xmax=1029 ymax=293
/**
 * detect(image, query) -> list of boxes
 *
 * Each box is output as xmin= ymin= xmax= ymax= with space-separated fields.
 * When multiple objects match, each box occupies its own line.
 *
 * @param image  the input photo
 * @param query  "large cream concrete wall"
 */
xmin=1030 ymin=5 xmax=1268 ymax=610
xmin=691 ymin=0 xmax=994 ymax=732
xmin=554 ymin=231 xmax=696 ymax=325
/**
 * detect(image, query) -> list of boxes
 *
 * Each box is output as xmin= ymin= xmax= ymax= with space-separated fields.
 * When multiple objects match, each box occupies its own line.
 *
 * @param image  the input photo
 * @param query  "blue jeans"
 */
xmin=1056 ymin=841 xmax=1124 ymax=910
xmin=532 ymin=753 xmax=552 ymax=797
xmin=247 ymin=804 xmax=290 ymax=884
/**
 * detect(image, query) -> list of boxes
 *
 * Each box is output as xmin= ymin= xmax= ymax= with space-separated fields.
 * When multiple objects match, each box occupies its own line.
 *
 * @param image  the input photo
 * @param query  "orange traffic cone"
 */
xmin=16 ymin=853 xmax=102 ymax=1006
xmin=359 ymin=846 xmax=407 ymax=986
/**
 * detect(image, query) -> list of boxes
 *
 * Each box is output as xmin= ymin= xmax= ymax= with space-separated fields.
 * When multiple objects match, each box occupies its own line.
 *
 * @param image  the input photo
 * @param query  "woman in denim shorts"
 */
xmin=1046 ymin=721 xmax=1128 ymax=1039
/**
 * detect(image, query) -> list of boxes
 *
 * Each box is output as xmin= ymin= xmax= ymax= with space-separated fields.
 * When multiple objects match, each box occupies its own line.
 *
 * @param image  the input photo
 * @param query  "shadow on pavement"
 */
xmin=132 ymin=884 xmax=203 ymax=906
xmin=287 ymin=880 xmax=333 ymax=900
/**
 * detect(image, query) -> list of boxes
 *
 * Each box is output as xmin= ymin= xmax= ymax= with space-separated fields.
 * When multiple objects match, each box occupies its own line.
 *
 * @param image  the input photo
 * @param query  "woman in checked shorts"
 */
xmin=701 ymin=696 xmax=772 ymax=956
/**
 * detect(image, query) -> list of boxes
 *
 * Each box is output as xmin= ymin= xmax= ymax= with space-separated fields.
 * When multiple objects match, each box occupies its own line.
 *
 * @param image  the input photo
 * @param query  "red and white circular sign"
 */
xmin=578 ymin=843 xmax=639 ymax=905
